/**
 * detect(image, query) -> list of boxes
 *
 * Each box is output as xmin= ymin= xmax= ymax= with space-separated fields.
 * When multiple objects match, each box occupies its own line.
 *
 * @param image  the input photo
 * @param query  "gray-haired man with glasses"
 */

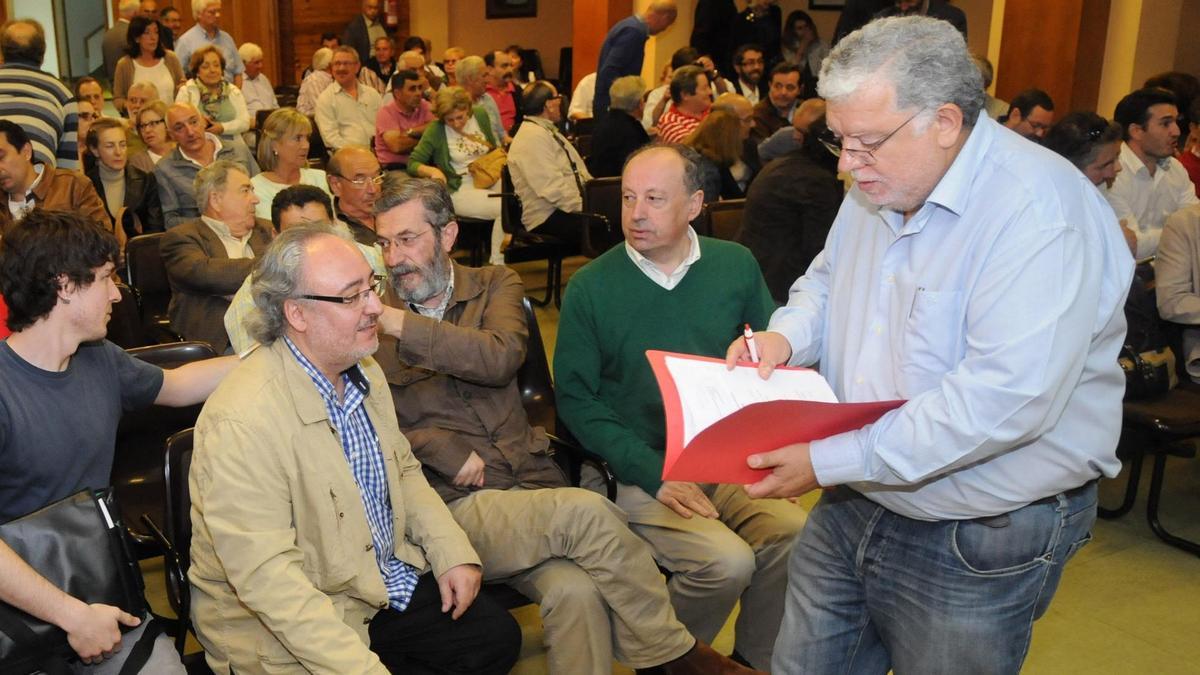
xmin=726 ymin=16 xmax=1132 ymax=674
xmin=189 ymin=222 xmax=522 ymax=674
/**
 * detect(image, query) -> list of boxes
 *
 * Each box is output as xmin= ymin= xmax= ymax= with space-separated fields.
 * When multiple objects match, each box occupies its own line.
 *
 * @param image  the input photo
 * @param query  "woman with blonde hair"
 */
xmin=408 ymin=86 xmax=504 ymax=263
xmin=128 ymin=100 xmax=177 ymax=173
xmin=684 ymin=110 xmax=746 ymax=203
xmin=251 ymin=108 xmax=331 ymax=221
xmin=175 ymin=44 xmax=250 ymax=144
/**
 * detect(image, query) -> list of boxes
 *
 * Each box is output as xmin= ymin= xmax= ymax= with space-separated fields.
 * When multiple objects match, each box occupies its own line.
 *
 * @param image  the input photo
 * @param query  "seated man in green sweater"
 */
xmin=554 ymin=144 xmax=807 ymax=671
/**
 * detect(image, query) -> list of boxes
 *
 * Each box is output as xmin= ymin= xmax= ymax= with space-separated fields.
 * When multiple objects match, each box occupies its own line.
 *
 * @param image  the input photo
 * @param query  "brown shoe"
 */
xmin=660 ymin=640 xmax=768 ymax=675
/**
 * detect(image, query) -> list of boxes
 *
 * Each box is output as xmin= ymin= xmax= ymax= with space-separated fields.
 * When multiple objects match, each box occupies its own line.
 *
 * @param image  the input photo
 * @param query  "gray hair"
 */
xmin=374 ymin=173 xmax=454 ymax=236
xmin=191 ymin=0 xmax=219 ymax=15
xmin=456 ymin=55 xmax=486 ymax=85
xmin=126 ymin=80 xmax=159 ymax=100
xmin=623 ymin=143 xmax=703 ymax=196
xmin=818 ymin=16 xmax=984 ymax=128
xmin=193 ymin=159 xmax=247 ymax=214
xmin=311 ymin=47 xmax=333 ymax=71
xmin=119 ymin=0 xmax=141 ymax=17
xmin=238 ymin=42 xmax=263 ymax=63
xmin=609 ymin=75 xmax=646 ymax=112
xmin=246 ymin=222 xmax=354 ymax=344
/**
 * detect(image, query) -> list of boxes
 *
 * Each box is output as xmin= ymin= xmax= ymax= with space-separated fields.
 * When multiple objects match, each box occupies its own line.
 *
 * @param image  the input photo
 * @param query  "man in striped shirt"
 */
xmin=657 ymin=65 xmax=712 ymax=144
xmin=0 ymin=19 xmax=78 ymax=171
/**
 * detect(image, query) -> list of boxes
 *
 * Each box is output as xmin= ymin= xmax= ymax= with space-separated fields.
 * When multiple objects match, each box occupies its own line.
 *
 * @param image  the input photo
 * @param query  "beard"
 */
xmin=389 ymin=250 xmax=451 ymax=305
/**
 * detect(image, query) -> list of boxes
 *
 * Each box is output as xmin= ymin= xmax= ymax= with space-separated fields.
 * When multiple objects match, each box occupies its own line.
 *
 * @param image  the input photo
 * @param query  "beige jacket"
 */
xmin=188 ymin=339 xmax=481 ymax=674
xmin=1156 ymin=204 xmax=1200 ymax=380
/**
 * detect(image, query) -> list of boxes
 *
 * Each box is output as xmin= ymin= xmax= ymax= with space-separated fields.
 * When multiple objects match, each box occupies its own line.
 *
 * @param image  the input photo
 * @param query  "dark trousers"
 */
xmin=532 ymin=209 xmax=585 ymax=250
xmin=367 ymin=573 xmax=521 ymax=674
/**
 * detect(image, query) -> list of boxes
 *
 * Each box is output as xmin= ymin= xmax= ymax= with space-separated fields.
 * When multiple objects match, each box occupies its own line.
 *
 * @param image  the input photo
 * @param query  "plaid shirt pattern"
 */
xmin=285 ymin=337 xmax=419 ymax=611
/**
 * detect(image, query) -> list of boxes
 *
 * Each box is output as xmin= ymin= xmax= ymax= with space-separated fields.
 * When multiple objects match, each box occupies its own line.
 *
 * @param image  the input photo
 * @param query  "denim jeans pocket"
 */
xmin=951 ymin=504 xmax=1058 ymax=576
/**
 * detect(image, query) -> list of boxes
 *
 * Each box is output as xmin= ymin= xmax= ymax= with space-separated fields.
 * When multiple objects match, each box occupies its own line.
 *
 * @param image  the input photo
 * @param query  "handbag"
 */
xmin=1119 ymin=345 xmax=1177 ymax=400
xmin=468 ymin=146 xmax=507 ymax=189
xmin=0 ymin=488 xmax=149 ymax=675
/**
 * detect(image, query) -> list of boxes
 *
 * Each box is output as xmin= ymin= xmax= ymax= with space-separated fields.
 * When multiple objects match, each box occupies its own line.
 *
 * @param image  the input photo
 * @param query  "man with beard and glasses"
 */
xmin=188 ymin=221 xmax=521 ymax=674
xmin=371 ymin=175 xmax=762 ymax=675
xmin=224 ymin=184 xmax=385 ymax=355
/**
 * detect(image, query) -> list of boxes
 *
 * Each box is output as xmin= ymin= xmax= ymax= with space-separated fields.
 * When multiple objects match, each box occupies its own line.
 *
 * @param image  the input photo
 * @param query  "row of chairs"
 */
xmin=119 ymin=298 xmax=616 ymax=667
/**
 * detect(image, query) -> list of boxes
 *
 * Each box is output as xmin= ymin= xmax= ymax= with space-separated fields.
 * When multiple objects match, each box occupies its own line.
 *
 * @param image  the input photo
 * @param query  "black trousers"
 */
xmin=367 ymin=573 xmax=521 ymax=674
xmin=531 ymin=209 xmax=585 ymax=250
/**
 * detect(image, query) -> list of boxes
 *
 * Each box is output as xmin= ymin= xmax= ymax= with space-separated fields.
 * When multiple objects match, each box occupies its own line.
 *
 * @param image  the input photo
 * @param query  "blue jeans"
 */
xmin=772 ymin=483 xmax=1096 ymax=675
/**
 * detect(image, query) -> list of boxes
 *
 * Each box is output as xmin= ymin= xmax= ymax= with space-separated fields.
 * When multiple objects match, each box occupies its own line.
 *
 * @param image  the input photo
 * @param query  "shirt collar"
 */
xmin=625 ymin=226 xmax=702 ymax=285
xmin=409 ymin=265 xmax=455 ymax=320
xmin=22 ymin=163 xmax=46 ymax=201
xmin=1119 ymin=141 xmax=1169 ymax=176
xmin=921 ymin=111 xmax=995 ymax=219
xmin=200 ymin=214 xmax=250 ymax=242
xmin=283 ymin=335 xmax=370 ymax=404
xmin=180 ymin=133 xmax=223 ymax=167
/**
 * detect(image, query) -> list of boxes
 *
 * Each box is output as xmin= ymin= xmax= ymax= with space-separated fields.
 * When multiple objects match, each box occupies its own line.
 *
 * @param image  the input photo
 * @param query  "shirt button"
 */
xmin=886 ymin=274 xmax=895 ymax=284
xmin=873 ymin=324 xmax=882 ymax=335
xmin=855 ymin=376 xmax=864 ymax=384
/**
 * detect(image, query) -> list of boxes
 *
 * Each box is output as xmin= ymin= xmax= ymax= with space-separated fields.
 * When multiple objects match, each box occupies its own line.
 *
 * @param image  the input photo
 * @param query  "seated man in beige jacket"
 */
xmin=188 ymin=223 xmax=521 ymax=674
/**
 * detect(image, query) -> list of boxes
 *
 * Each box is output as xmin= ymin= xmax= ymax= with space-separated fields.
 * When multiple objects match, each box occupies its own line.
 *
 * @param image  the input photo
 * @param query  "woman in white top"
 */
xmin=176 ymin=45 xmax=251 ymax=143
xmin=128 ymin=100 xmax=176 ymax=174
xmin=251 ymin=108 xmax=332 ymax=221
xmin=112 ymin=16 xmax=184 ymax=114
xmin=408 ymin=87 xmax=505 ymax=264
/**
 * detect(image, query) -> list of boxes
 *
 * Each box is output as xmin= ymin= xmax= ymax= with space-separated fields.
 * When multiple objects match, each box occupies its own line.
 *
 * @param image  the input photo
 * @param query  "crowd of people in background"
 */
xmin=1 ymin=0 xmax=1199 ymax=674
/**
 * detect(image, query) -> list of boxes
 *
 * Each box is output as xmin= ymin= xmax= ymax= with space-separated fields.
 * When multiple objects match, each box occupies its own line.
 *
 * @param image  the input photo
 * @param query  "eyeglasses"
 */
xmin=78 ymin=112 xmax=101 ymax=121
xmin=137 ymin=118 xmax=166 ymax=130
xmin=335 ymin=172 xmax=385 ymax=188
xmin=818 ymin=111 xmax=921 ymax=165
xmin=298 ymin=275 xmax=386 ymax=306
xmin=377 ymin=228 xmax=434 ymax=252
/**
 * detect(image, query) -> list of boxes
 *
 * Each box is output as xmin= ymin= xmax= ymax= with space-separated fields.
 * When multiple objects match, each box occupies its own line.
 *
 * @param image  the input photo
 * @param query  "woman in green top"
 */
xmin=175 ymin=45 xmax=250 ymax=145
xmin=408 ymin=86 xmax=505 ymax=264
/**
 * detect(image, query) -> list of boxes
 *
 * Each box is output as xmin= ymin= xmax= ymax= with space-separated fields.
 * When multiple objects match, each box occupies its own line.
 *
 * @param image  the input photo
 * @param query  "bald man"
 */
xmin=326 ymin=145 xmax=383 ymax=245
xmin=593 ymin=1 xmax=678 ymax=118
xmin=155 ymin=103 xmax=259 ymax=228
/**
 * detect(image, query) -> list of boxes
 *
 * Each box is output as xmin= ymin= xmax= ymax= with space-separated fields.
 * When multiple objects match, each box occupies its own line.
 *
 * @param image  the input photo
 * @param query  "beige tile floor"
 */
xmin=143 ymin=258 xmax=1200 ymax=674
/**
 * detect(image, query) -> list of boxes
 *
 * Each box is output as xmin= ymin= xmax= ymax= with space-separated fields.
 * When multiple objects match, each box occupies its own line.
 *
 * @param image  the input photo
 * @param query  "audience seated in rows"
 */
xmin=86 ymin=117 xmax=164 ymax=239
xmin=113 ymin=15 xmax=185 ymax=114
xmin=0 ymin=20 xmax=78 ymax=170
xmin=555 ymin=145 xmax=806 ymax=672
xmin=738 ymin=101 xmax=841 ymax=303
xmin=375 ymin=69 xmax=435 ymax=169
xmin=175 ymin=0 xmax=245 ymax=87
xmin=176 ymin=45 xmax=251 ymax=145
xmin=1106 ymin=87 xmax=1200 ymax=259
xmin=161 ymin=159 xmax=271 ymax=353
xmin=251 ymin=108 xmax=331 ymax=221
xmin=189 ymin=221 xmax=522 ymax=674
xmin=1000 ymin=88 xmax=1054 ymax=140
xmin=586 ymin=75 xmax=649 ymax=178
xmin=225 ymin=184 xmax=385 ymax=355
xmin=315 ymin=46 xmax=384 ymax=153
xmin=508 ymin=81 xmax=593 ymax=249
xmin=0 ymin=120 xmax=116 ymax=245
xmin=408 ymin=86 xmax=504 ymax=264
xmin=0 ymin=209 xmax=235 ymax=674
xmin=658 ymin=65 xmax=713 ymax=143
xmin=155 ymin=102 xmax=259 ymax=228
xmin=238 ymin=41 xmax=279 ymax=120
xmin=370 ymin=176 xmax=762 ymax=675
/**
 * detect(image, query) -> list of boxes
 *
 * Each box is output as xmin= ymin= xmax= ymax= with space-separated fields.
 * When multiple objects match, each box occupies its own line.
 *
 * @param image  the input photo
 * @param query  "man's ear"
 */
xmin=934 ymin=103 xmax=965 ymax=150
xmin=685 ymin=188 xmax=704 ymax=222
xmin=441 ymin=220 xmax=459 ymax=253
xmin=283 ymin=298 xmax=308 ymax=334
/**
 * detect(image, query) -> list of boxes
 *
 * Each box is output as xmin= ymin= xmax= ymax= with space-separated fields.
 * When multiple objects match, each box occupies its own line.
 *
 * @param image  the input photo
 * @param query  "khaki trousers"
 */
xmin=585 ymin=473 xmax=807 ymax=671
xmin=447 ymin=487 xmax=695 ymax=674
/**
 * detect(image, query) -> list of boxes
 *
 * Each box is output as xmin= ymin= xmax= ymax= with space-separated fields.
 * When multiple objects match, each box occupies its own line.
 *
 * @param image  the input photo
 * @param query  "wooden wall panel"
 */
xmin=572 ymin=0 xmax=632 ymax=91
xmin=279 ymin=0 xmax=409 ymax=86
xmin=995 ymin=0 xmax=1110 ymax=117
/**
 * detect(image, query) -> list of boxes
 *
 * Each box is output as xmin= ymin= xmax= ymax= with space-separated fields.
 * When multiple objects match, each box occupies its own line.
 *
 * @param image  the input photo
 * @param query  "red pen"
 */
xmin=743 ymin=324 xmax=760 ymax=363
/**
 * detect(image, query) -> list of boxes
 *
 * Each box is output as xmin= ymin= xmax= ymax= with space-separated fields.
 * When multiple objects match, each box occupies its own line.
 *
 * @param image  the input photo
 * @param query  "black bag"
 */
xmin=0 ymin=488 xmax=148 ymax=674
xmin=1120 ymin=345 xmax=1178 ymax=400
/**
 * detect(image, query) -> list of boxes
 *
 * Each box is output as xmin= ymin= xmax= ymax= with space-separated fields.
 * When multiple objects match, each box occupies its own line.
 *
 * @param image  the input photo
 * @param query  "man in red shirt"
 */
xmin=485 ymin=50 xmax=520 ymax=133
xmin=657 ymin=65 xmax=712 ymax=143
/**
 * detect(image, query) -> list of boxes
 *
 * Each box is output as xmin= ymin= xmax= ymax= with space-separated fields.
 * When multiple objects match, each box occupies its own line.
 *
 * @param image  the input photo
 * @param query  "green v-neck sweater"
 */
xmin=554 ymin=237 xmax=777 ymax=496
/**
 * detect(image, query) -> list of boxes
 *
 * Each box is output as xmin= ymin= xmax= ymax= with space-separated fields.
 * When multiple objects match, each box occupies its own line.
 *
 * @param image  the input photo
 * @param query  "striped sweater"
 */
xmin=0 ymin=63 xmax=78 ymax=170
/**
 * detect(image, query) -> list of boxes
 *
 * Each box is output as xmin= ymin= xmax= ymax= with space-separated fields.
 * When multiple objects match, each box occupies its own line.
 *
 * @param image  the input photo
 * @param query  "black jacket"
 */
xmin=585 ymin=110 xmax=649 ymax=178
xmin=86 ymin=162 xmax=164 ymax=238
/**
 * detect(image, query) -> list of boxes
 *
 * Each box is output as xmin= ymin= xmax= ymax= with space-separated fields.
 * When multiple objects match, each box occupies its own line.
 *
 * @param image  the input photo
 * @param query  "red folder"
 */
xmin=647 ymin=350 xmax=905 ymax=484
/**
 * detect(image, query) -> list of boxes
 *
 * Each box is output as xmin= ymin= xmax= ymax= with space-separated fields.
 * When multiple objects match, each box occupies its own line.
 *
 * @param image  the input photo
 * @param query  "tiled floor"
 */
xmin=144 ymin=258 xmax=1200 ymax=673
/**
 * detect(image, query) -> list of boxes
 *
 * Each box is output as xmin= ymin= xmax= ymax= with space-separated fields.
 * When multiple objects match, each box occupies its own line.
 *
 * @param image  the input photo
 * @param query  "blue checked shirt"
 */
xmin=285 ymin=337 xmax=420 ymax=611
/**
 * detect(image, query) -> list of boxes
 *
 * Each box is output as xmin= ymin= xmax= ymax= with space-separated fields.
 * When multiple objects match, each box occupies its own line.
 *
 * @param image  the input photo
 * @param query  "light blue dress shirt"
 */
xmin=174 ymin=24 xmax=245 ymax=83
xmin=769 ymin=114 xmax=1134 ymax=520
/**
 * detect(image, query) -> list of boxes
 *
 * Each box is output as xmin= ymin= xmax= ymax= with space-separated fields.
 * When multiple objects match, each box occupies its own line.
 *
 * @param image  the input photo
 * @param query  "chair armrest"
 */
xmin=571 ymin=212 xmax=615 ymax=259
xmin=547 ymin=433 xmax=617 ymax=502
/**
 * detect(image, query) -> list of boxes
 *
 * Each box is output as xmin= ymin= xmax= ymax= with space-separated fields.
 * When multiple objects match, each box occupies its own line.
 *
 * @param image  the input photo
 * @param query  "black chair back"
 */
xmin=161 ymin=428 xmax=196 ymax=655
xmin=107 ymin=282 xmax=149 ymax=349
xmin=307 ymin=115 xmax=327 ymax=160
xmin=113 ymin=342 xmax=217 ymax=558
xmin=517 ymin=297 xmax=555 ymax=435
xmin=125 ymin=233 xmax=171 ymax=330
xmin=583 ymin=177 xmax=624 ymax=253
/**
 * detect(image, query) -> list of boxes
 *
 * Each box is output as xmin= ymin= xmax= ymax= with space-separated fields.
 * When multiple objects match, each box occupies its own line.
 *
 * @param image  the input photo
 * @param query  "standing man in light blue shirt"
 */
xmin=725 ymin=16 xmax=1133 ymax=675
xmin=175 ymin=0 xmax=245 ymax=87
